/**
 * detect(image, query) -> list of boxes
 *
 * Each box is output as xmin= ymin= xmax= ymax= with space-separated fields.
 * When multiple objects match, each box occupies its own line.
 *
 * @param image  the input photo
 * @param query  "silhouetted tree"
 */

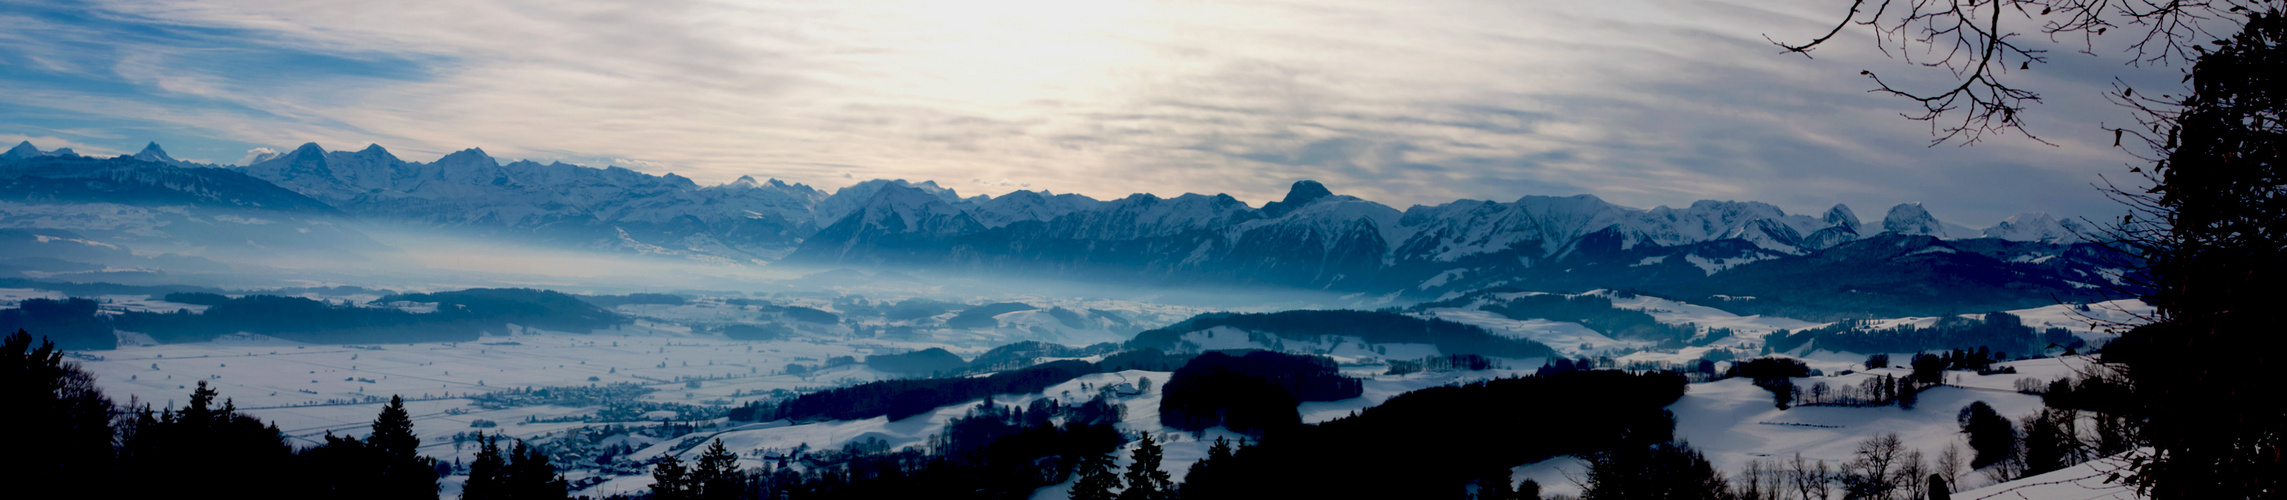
xmin=1071 ymin=447 xmax=1122 ymax=500
xmin=1 ymin=330 xmax=116 ymax=499
xmin=1780 ymin=0 xmax=2285 ymax=495
xmin=372 ymin=395 xmax=441 ymax=499
xmin=117 ymin=381 xmax=294 ymax=499
xmin=1473 ymin=467 xmax=1518 ymax=500
xmin=2020 ymin=408 xmax=2087 ymax=476
xmin=2097 ymin=10 xmax=2287 ymax=498
xmin=1841 ymin=434 xmax=1905 ymax=500
xmin=694 ymin=440 xmax=743 ymax=500
xmin=1180 ymin=436 xmax=1235 ymax=498
xmin=464 ymin=435 xmax=508 ymax=500
xmin=1117 ymin=434 xmax=1171 ymax=500
xmin=504 ymin=439 xmax=567 ymax=499
xmin=1956 ymin=401 xmax=2015 ymax=468
xmin=1788 ymin=452 xmax=1834 ymax=500
xmin=1582 ymin=441 xmax=1734 ymax=500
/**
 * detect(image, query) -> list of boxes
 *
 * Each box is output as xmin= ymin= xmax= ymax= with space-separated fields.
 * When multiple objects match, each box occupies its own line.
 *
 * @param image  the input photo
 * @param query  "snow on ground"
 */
xmin=1297 ymin=368 xmax=1533 ymax=424
xmin=1591 ymin=291 xmax=1823 ymax=338
xmin=1423 ymin=307 xmax=1637 ymax=358
xmin=72 ymin=324 xmax=993 ymax=471
xmin=2009 ymin=299 xmax=2152 ymax=343
xmin=1 ymin=287 xmax=67 ymax=305
xmin=1510 ymin=456 xmax=1589 ymax=498
xmin=1824 ymin=299 xmax=2153 ymax=347
xmin=40 ymin=281 xmax=2153 ymax=498
xmin=1668 ymin=359 xmax=2070 ymax=493
xmin=1954 ymin=452 xmax=2142 ymax=500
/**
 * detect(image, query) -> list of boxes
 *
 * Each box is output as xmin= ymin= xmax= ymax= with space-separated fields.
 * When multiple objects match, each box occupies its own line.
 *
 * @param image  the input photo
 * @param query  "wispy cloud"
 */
xmin=0 ymin=0 xmax=2181 ymax=224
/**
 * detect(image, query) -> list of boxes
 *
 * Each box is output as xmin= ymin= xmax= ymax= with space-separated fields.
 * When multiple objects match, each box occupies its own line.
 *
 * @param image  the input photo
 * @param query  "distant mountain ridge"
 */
xmin=1 ymin=140 xmax=2118 ymax=315
xmin=239 ymin=142 xmax=825 ymax=260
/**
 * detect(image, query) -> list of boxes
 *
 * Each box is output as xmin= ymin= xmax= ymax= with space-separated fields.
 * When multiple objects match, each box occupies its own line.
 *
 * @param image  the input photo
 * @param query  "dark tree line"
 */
xmin=1127 ymin=309 xmax=1555 ymax=359
xmin=0 ymin=298 xmax=113 ymax=350
xmin=1181 ymin=370 xmax=1688 ymax=499
xmin=2 ymin=288 xmax=629 ymax=347
xmin=462 ymin=433 xmax=570 ymax=500
xmin=1724 ymin=357 xmax=1813 ymax=409
xmin=1762 ymin=312 xmax=2058 ymax=357
xmin=737 ymin=349 xmax=1189 ymax=423
xmin=1581 ymin=441 xmax=1733 ymax=500
xmin=6 ymin=329 xmax=481 ymax=499
xmin=652 ymin=397 xmax=1124 ymax=500
xmin=1157 ymin=350 xmax=1363 ymax=436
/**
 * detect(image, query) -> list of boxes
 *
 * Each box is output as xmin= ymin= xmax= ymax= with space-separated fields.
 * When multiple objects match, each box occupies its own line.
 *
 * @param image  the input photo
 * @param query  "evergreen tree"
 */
xmin=505 ymin=439 xmax=568 ymax=499
xmin=694 ymin=439 xmax=743 ymax=500
xmin=118 ymin=381 xmax=294 ymax=499
xmin=1180 ymin=436 xmax=1235 ymax=499
xmin=302 ymin=431 xmax=379 ymax=499
xmin=463 ymin=435 xmax=508 ymax=500
xmin=652 ymin=452 xmax=693 ymax=500
xmin=1071 ymin=449 xmax=1123 ymax=500
xmin=1518 ymin=479 xmax=1542 ymax=500
xmin=1118 ymin=434 xmax=1172 ymax=500
xmin=373 ymin=395 xmax=441 ymax=499
xmin=0 ymin=330 xmax=116 ymax=500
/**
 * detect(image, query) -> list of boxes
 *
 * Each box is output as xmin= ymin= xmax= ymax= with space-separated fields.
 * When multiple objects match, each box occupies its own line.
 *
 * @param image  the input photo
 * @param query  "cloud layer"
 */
xmin=0 ymin=0 xmax=2185 ymax=223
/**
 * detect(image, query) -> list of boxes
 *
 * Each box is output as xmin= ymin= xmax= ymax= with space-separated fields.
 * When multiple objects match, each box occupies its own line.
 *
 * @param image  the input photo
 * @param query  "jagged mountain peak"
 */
xmin=128 ymin=142 xmax=191 ymax=166
xmin=1260 ymin=179 xmax=1342 ymax=218
xmin=1823 ymin=204 xmax=1860 ymax=232
xmin=1882 ymin=202 xmax=1941 ymax=235
xmin=1282 ymin=180 xmax=1333 ymax=205
xmin=814 ymin=179 xmax=964 ymax=226
xmin=4 ymin=141 xmax=37 ymax=159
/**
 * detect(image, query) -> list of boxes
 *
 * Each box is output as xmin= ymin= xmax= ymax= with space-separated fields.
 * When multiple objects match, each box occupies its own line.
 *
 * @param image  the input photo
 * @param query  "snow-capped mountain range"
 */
xmin=237 ymin=142 xmax=825 ymax=260
xmin=1 ymin=140 xmax=2119 ymax=313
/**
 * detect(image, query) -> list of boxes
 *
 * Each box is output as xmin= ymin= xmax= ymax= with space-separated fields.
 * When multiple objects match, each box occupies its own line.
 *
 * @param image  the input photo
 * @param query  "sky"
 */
xmin=0 ymin=0 xmax=2189 ymax=225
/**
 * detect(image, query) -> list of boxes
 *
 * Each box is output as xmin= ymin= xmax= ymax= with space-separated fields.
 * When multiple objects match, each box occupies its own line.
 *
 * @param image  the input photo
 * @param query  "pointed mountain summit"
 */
xmin=1800 ymin=204 xmax=1866 ymax=251
xmin=2 ymin=141 xmax=41 ymax=161
xmin=1823 ymin=204 xmax=1861 ymax=233
xmin=1260 ymin=180 xmax=1337 ymax=218
xmin=434 ymin=147 xmax=497 ymax=166
xmin=131 ymin=142 xmax=181 ymax=164
xmin=1881 ymin=203 xmax=1950 ymax=237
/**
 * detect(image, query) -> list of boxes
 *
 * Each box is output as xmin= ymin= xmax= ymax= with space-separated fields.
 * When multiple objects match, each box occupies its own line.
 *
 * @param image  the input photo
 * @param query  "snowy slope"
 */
xmin=1982 ymin=212 xmax=2092 ymax=244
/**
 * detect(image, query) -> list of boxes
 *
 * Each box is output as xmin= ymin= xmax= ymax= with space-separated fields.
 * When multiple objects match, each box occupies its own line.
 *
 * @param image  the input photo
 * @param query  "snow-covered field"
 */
xmin=35 ymin=280 xmax=2152 ymax=498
